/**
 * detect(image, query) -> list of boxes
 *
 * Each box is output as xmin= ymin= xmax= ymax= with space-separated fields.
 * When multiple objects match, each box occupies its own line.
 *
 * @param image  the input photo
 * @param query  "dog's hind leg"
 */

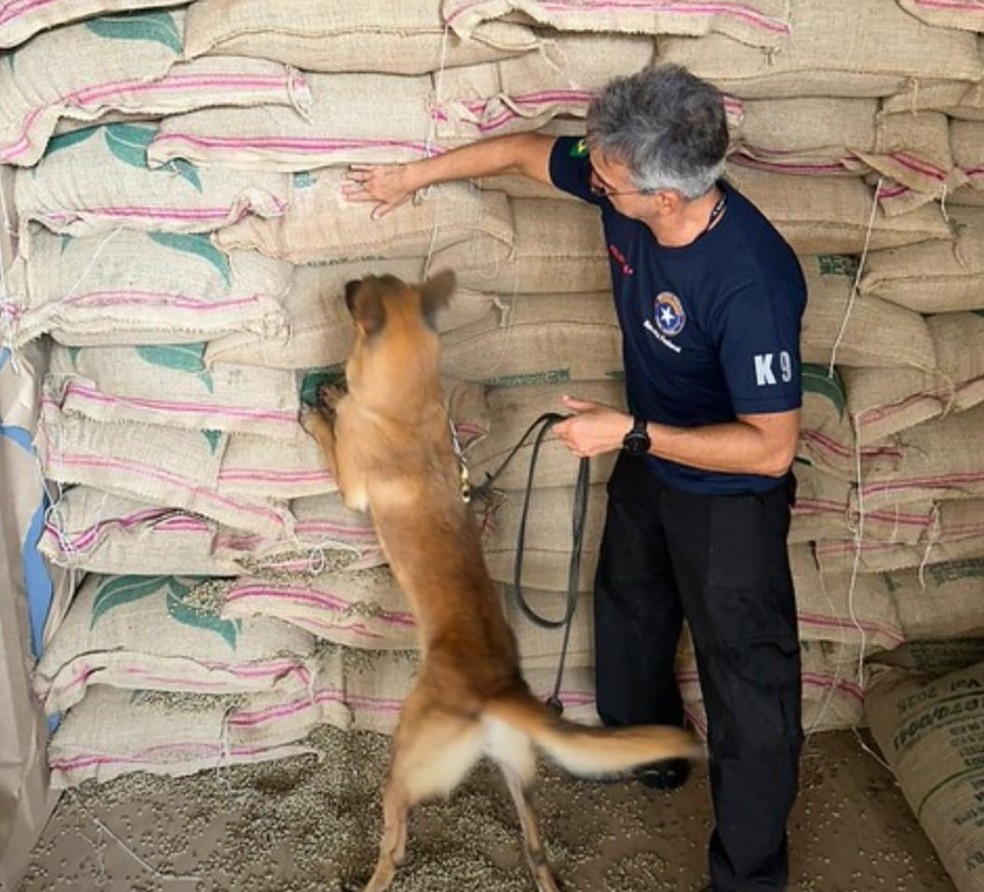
xmin=486 ymin=717 xmax=561 ymax=892
xmin=362 ymin=692 xmax=484 ymax=892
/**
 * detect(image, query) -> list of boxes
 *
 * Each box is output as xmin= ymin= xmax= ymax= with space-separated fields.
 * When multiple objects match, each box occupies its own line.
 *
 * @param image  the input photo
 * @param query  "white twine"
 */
xmin=61 ymin=226 xmax=124 ymax=303
xmin=68 ymin=789 xmax=203 ymax=886
xmin=827 ymin=175 xmax=883 ymax=377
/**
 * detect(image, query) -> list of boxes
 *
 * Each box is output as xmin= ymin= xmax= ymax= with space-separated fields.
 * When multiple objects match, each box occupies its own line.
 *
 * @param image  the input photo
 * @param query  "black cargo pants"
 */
xmin=594 ymin=453 xmax=803 ymax=891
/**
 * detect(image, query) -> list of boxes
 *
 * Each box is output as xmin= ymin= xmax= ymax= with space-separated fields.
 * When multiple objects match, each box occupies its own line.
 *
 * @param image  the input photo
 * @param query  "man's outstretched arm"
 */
xmin=343 ymin=132 xmax=557 ymax=217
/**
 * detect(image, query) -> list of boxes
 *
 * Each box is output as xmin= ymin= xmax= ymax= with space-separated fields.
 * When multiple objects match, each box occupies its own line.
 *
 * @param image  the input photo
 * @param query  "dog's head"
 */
xmin=342 ymin=270 xmax=456 ymax=412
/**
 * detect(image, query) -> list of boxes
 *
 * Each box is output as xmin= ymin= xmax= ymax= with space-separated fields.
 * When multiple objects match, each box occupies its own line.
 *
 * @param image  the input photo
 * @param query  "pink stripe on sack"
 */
xmin=51 ymin=743 xmax=279 ymax=772
xmin=911 ymin=0 xmax=984 ymax=12
xmin=43 ymin=204 xmax=276 ymax=227
xmin=797 ymin=611 xmax=904 ymax=644
xmin=62 ymin=290 xmax=264 ymax=312
xmin=862 ymin=472 xmax=984 ymax=498
xmin=46 ymin=506 xmax=201 ymax=552
xmin=218 ymin=469 xmax=332 ymax=484
xmin=45 ymin=450 xmax=285 ymax=526
xmin=64 ymin=380 xmax=297 ymax=427
xmin=443 ymin=0 xmax=791 ymax=34
xmin=2 ymin=74 xmax=302 ymax=162
xmin=800 ymin=429 xmax=903 ymax=461
xmin=888 ymin=152 xmax=947 ymax=180
xmin=225 ymin=584 xmax=415 ymax=626
xmin=151 ymin=134 xmax=438 ymax=156
xmin=731 ymin=154 xmax=851 ymax=176
xmin=0 ymin=0 xmax=61 ymax=27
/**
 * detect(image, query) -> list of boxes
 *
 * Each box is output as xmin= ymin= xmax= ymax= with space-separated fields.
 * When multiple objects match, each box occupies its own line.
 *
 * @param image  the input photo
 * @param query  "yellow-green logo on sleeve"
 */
xmin=569 ymin=138 xmax=589 ymax=158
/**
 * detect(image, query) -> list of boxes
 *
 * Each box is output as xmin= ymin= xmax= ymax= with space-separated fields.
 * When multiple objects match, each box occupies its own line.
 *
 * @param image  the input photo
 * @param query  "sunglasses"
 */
xmin=589 ymin=165 xmax=655 ymax=198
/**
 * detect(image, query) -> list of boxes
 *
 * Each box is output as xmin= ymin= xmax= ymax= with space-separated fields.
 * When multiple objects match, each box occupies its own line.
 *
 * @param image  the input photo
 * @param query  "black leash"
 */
xmin=473 ymin=412 xmax=590 ymax=718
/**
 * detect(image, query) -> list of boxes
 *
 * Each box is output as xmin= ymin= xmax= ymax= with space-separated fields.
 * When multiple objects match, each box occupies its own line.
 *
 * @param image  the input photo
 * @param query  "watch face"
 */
xmin=623 ymin=430 xmax=650 ymax=455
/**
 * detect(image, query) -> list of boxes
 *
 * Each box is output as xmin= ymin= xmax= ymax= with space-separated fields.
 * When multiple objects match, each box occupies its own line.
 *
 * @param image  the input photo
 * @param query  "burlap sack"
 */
xmin=37 ymin=386 xmax=294 ymax=539
xmin=47 ymin=685 xmax=319 ymax=788
xmin=2 ymin=224 xmax=292 ymax=349
xmin=182 ymin=0 xmax=539 ymax=75
xmin=214 ymin=169 xmax=514 ymax=266
xmin=789 ymin=543 xmax=903 ymax=654
xmin=220 ymin=563 xmax=422 ymax=650
xmin=1 ymin=8 xmax=180 ymax=165
xmin=34 ymin=574 xmax=317 ymax=715
xmin=205 ymin=259 xmax=496 ymax=370
xmin=843 ymin=366 xmax=954 ymax=447
xmin=859 ymin=207 xmax=984 ymax=313
xmin=500 ymin=584 xmax=593 ymax=672
xmin=0 ymin=0 xmax=186 ymax=49
xmin=865 ymin=660 xmax=984 ymax=892
xmin=39 ymin=486 xmax=384 ymax=578
xmin=871 ymin=639 xmax=984 ymax=677
xmin=816 ymin=498 xmax=984 ymax=576
xmin=48 ymin=343 xmax=303 ymax=440
xmin=929 ymin=313 xmax=984 ymax=407
xmin=442 ymin=0 xmax=792 ymax=48
xmin=799 ymin=363 xmax=894 ymax=482
xmin=433 ymin=33 xmax=655 ymax=141
xmin=218 ymin=376 xmax=488 ymax=501
xmin=950 ymin=120 xmax=984 ymax=193
xmin=149 ymin=73 xmax=436 ymax=171
xmin=883 ymin=79 xmax=984 ymax=122
xmin=857 ymin=111 xmax=966 ymax=214
xmin=38 ymin=487 xmax=224 ymax=576
xmin=815 ymin=520 xmax=984 ymax=577
xmin=439 ymin=293 xmax=622 ymax=384
xmin=0 ymin=6 xmax=309 ymax=167
xmin=799 ymin=255 xmax=937 ymax=370
xmin=219 ymin=429 xmax=336 ymax=501
xmin=482 ymin=483 xmax=606 ymax=592
xmin=466 ymin=378 xmax=623 ymax=491
xmin=732 ymin=97 xmax=879 ymax=176
xmin=15 ymin=122 xmax=291 ymax=237
xmin=725 ymin=166 xmax=953 ymax=254
xmin=788 ymin=463 xmax=854 ymax=544
xmin=658 ymin=0 xmax=982 ymax=99
xmin=309 ymin=646 xmax=598 ymax=737
xmin=896 ymin=0 xmax=984 ymax=32
xmin=859 ymin=404 xmax=984 ymax=510
xmin=429 ymin=196 xmax=609 ymax=293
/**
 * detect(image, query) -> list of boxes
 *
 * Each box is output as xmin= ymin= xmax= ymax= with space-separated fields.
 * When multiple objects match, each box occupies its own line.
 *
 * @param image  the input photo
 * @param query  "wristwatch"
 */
xmin=622 ymin=416 xmax=651 ymax=455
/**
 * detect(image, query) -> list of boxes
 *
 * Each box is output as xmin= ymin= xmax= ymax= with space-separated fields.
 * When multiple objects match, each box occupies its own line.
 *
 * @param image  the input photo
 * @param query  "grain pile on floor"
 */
xmin=2 ymin=1 xmax=984 ymax=889
xmin=16 ymin=728 xmax=955 ymax=891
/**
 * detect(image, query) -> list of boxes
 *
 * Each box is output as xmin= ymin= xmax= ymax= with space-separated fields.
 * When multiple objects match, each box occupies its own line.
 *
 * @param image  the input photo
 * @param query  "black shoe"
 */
xmin=633 ymin=757 xmax=691 ymax=790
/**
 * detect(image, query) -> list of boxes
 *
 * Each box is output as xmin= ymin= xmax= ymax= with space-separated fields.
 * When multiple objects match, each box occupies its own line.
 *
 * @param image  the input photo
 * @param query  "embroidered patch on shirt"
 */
xmin=653 ymin=292 xmax=686 ymax=337
xmin=569 ymin=138 xmax=589 ymax=158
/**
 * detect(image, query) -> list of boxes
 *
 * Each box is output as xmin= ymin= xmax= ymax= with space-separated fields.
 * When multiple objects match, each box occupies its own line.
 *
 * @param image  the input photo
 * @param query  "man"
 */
xmin=345 ymin=63 xmax=806 ymax=892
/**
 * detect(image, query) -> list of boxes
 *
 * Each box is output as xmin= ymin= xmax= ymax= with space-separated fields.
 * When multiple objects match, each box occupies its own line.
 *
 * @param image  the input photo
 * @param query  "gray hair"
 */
xmin=586 ymin=64 xmax=728 ymax=200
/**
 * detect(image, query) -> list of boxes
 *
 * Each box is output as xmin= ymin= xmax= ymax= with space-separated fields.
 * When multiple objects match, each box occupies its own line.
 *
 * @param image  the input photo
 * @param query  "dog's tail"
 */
xmin=483 ymin=690 xmax=702 ymax=777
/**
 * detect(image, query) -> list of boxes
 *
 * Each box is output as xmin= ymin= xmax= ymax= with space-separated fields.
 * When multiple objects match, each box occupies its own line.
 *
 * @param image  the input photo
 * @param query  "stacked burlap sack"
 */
xmin=2 ymin=3 xmax=984 ymax=829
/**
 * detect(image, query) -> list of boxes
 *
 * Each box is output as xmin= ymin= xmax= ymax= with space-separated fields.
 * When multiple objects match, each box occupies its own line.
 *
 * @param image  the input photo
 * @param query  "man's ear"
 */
xmin=345 ymin=277 xmax=385 ymax=336
xmin=420 ymin=269 xmax=456 ymax=329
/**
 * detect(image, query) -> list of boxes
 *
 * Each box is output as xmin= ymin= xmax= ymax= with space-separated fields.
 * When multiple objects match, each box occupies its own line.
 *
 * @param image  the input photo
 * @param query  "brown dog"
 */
xmin=301 ymin=271 xmax=701 ymax=892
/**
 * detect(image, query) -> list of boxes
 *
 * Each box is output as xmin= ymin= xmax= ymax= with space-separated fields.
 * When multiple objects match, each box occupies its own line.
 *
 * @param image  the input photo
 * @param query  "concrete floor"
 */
xmin=16 ymin=727 xmax=953 ymax=891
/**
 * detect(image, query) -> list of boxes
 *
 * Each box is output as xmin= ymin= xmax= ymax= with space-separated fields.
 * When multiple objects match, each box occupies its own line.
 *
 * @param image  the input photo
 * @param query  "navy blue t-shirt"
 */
xmin=549 ymin=136 xmax=807 ymax=495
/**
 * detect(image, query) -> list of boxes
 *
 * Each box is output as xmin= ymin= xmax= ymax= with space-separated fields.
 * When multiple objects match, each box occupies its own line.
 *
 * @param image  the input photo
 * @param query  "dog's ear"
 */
xmin=344 ymin=278 xmax=363 ymax=316
xmin=345 ymin=277 xmax=385 ymax=336
xmin=419 ymin=269 xmax=456 ymax=329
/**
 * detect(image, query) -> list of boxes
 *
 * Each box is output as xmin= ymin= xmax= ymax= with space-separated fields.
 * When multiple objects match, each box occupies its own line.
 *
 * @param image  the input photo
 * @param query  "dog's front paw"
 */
xmin=299 ymin=403 xmax=330 ymax=437
xmin=318 ymin=383 xmax=346 ymax=413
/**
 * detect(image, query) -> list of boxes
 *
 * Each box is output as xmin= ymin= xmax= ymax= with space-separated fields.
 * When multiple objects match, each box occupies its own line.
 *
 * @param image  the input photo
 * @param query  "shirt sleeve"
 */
xmin=716 ymin=278 xmax=806 ymax=415
xmin=549 ymin=136 xmax=602 ymax=205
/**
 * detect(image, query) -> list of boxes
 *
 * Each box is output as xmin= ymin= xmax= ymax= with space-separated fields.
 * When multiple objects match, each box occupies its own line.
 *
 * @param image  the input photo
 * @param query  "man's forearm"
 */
xmin=647 ymin=417 xmax=799 ymax=478
xmin=404 ymin=132 xmax=556 ymax=191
